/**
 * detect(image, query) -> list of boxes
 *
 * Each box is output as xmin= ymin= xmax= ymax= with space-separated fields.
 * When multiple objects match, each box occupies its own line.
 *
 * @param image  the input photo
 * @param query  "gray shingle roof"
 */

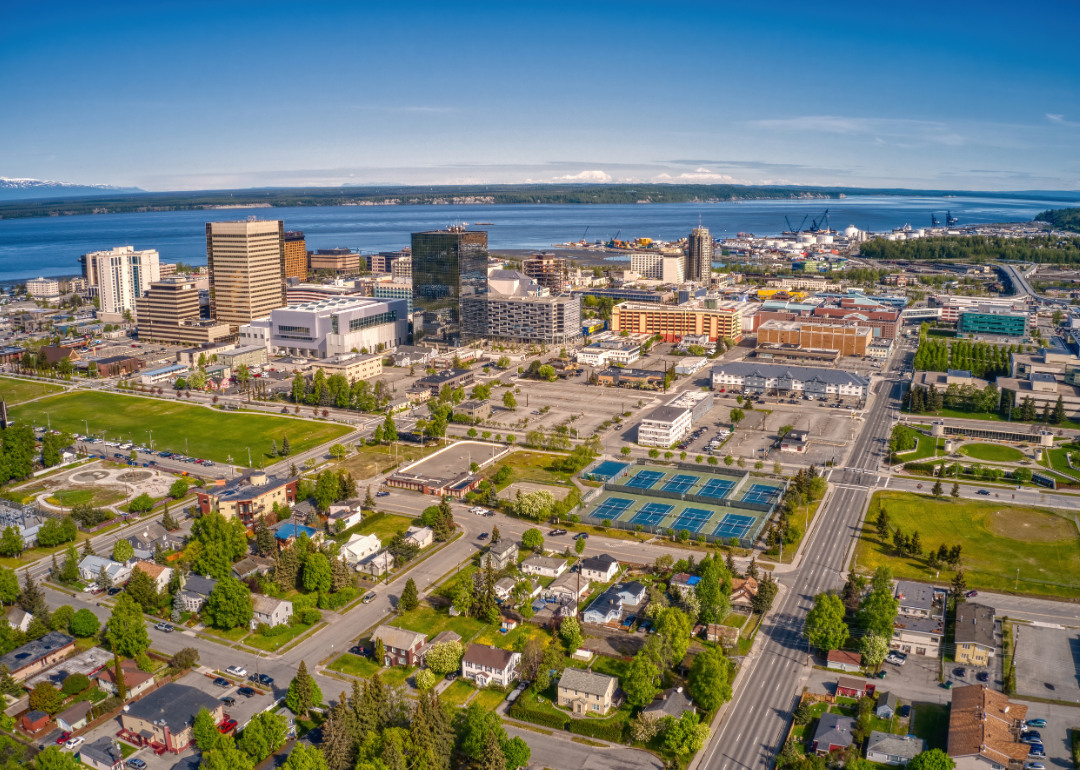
xmin=710 ymin=361 xmax=869 ymax=386
xmin=868 ymin=731 xmax=925 ymax=760
xmin=644 ymin=687 xmax=694 ymax=718
xmin=955 ymin=603 xmax=996 ymax=648
xmin=123 ymin=683 xmax=221 ymax=732
xmin=813 ymin=712 xmax=855 ymax=750
xmin=559 ymin=668 xmax=618 ymax=696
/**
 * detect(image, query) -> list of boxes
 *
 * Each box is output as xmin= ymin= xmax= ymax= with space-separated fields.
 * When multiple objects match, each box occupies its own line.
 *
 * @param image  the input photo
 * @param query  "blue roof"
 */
xmin=686 ymin=576 xmax=701 ymax=586
xmin=275 ymin=523 xmax=317 ymax=540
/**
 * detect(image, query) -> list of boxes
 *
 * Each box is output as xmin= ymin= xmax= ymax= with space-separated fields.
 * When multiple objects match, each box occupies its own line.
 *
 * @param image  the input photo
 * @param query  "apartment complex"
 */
xmin=711 ymin=362 xmax=869 ymax=399
xmin=391 ymin=257 xmax=412 ymax=281
xmin=954 ymin=603 xmax=996 ymax=667
xmin=206 ymin=219 xmax=286 ymax=327
xmin=315 ymin=352 xmax=383 ymax=384
xmin=196 ymin=470 xmax=298 ymax=527
xmin=370 ymin=250 xmax=409 ymax=274
xmin=890 ymin=581 xmax=944 ymax=657
xmin=758 ymin=320 xmax=872 ymax=357
xmin=135 ymin=278 xmax=233 ymax=345
xmin=484 ymin=294 xmax=582 ymax=344
xmin=27 ymin=277 xmax=60 ymax=298
xmin=686 ymin=226 xmax=712 ymax=283
xmin=283 ymin=231 xmax=307 ymax=281
xmin=611 ymin=299 xmax=743 ymax=342
xmin=78 ymin=246 xmax=161 ymax=313
xmin=630 ymin=253 xmax=685 ymax=283
xmin=522 ymin=254 xmax=570 ymax=294
xmin=309 ymin=248 xmax=362 ymax=274
xmin=947 ymin=686 xmax=1030 ymax=770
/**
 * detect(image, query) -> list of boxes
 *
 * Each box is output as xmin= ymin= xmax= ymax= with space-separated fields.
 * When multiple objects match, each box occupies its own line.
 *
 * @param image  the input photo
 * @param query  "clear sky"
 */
xmin=3 ymin=0 xmax=1078 ymax=192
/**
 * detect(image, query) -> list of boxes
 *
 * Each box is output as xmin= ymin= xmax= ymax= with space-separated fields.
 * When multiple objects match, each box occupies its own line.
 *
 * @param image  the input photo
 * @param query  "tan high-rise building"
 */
xmin=283 ymin=231 xmax=307 ymax=281
xmin=206 ymin=219 xmax=286 ymax=327
xmin=686 ymin=226 xmax=712 ymax=284
xmin=135 ymin=278 xmax=232 ymax=345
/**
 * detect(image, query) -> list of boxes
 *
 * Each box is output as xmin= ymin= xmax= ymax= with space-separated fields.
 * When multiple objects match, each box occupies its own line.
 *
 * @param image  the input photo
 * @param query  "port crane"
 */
xmin=784 ymin=215 xmax=809 ymax=234
xmin=581 ymin=226 xmax=589 ymax=243
xmin=946 ymin=211 xmax=958 ymax=226
xmin=808 ymin=209 xmax=830 ymax=233
xmin=931 ymin=214 xmax=940 ymax=227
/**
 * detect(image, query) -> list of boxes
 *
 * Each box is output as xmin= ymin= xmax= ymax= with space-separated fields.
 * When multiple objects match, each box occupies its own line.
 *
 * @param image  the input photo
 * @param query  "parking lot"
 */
xmin=1013 ymin=624 xmax=1080 ymax=705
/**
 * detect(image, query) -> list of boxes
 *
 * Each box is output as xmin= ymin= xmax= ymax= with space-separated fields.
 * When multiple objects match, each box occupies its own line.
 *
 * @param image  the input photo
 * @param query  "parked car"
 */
xmin=107 ymin=587 xmax=123 ymax=596
xmin=376 ymin=490 xmax=389 ymax=497
xmin=226 ymin=666 xmax=247 ymax=677
xmin=249 ymin=673 xmax=273 ymax=686
xmin=65 ymin=737 xmax=85 ymax=750
xmin=55 ymin=732 xmax=71 ymax=745
xmin=363 ymin=592 xmax=377 ymax=604
xmin=218 ymin=719 xmax=238 ymax=734
xmin=477 ymin=532 xmax=489 ymax=540
xmin=213 ymin=677 xmax=231 ymax=688
xmin=954 ymin=668 xmax=966 ymax=677
xmin=549 ymin=529 xmax=567 ymax=536
xmin=1026 ymin=720 xmax=1047 ymax=729
xmin=445 ymin=672 xmax=458 ymax=681
xmin=155 ymin=622 xmax=174 ymax=633
xmin=899 ymin=705 xmax=911 ymax=718
xmin=127 ymin=760 xmax=148 ymax=770
xmin=1021 ymin=735 xmax=1042 ymax=745
xmin=222 ymin=697 xmax=236 ymax=707
xmin=977 ymin=672 xmax=990 ymax=682
xmin=1028 ymin=746 xmax=1046 ymax=759
xmin=966 ymin=590 xmax=978 ymax=598
xmin=237 ymin=687 xmax=256 ymax=698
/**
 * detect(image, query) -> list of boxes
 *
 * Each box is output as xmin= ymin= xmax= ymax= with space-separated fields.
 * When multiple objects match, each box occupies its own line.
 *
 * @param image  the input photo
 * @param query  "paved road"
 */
xmin=504 ymin=724 xmax=662 ymax=770
xmin=698 ymin=345 xmax=905 ymax=770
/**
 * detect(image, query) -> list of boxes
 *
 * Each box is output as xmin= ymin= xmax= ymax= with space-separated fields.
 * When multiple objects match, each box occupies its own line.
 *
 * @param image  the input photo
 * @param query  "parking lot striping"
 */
xmin=661 ymin=473 xmax=699 ymax=493
xmin=623 ymin=469 xmax=665 ymax=490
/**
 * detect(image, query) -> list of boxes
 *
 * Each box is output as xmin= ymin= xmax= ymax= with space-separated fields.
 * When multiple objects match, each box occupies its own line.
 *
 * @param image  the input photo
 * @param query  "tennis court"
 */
xmin=741 ymin=483 xmax=782 ymax=504
xmin=592 ymin=497 xmax=634 ymax=520
xmin=624 ymin=469 xmax=665 ymax=490
xmin=661 ymin=474 xmax=699 ymax=493
xmin=629 ymin=502 xmax=674 ymax=527
xmin=671 ymin=507 xmax=714 ymax=534
xmin=586 ymin=460 xmax=629 ymax=482
xmin=713 ymin=513 xmax=757 ymax=539
xmin=697 ymin=478 xmax=736 ymax=500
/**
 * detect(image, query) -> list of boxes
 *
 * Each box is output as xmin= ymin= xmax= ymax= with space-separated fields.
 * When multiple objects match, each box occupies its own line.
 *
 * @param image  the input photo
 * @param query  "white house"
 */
xmin=78 ymin=556 xmax=132 ymax=585
xmin=461 ymin=644 xmax=521 ymax=688
xmin=341 ymin=533 xmax=381 ymax=566
xmin=520 ymin=555 xmax=567 ymax=579
xmin=580 ymin=554 xmax=619 ymax=582
xmin=583 ymin=593 xmax=623 ymax=625
xmin=250 ymin=596 xmax=293 ymax=630
xmin=358 ymin=551 xmax=394 ymax=576
xmin=493 ymin=577 xmax=517 ymax=601
xmin=327 ymin=504 xmax=364 ymax=531
xmin=6 ymin=607 xmax=31 ymax=633
xmin=132 ymin=561 xmax=173 ymax=593
xmin=616 ymin=581 xmax=647 ymax=605
xmin=405 ymin=526 xmax=434 ymax=550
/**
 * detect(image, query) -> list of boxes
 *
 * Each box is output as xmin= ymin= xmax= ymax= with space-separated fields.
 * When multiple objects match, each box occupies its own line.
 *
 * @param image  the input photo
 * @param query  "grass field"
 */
xmin=1044 ymin=449 xmax=1080 ymax=482
xmin=958 ymin=443 xmax=1026 ymax=462
xmin=334 ymin=443 xmax=441 ymax=480
xmin=334 ymin=512 xmax=415 ymax=545
xmin=0 ymin=376 xmax=65 ymax=405
xmin=11 ymin=391 xmax=352 ymax=465
xmin=327 ymin=653 xmax=380 ymax=679
xmin=388 ymin=607 xmax=486 ymax=642
xmin=912 ymin=703 xmax=950 ymax=751
xmin=482 ymin=450 xmax=575 ymax=490
xmin=896 ymin=436 xmax=945 ymax=462
xmin=856 ymin=491 xmax=1080 ymax=598
xmin=45 ymin=486 xmax=127 ymax=508
xmin=443 ymin=679 xmax=475 ymax=706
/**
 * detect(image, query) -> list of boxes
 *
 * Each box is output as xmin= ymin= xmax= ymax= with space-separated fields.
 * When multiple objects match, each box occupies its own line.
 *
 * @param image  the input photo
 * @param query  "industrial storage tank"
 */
xmin=817 ymin=234 xmax=834 ymax=244
xmin=844 ymin=225 xmax=860 ymax=238
xmin=798 ymin=232 xmax=815 ymax=244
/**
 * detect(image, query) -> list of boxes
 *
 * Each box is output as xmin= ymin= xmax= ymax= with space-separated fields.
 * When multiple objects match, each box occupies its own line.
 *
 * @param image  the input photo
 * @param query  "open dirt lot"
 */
xmin=492 ymin=377 xmax=665 ymax=437
xmin=498 ymin=481 xmax=572 ymax=502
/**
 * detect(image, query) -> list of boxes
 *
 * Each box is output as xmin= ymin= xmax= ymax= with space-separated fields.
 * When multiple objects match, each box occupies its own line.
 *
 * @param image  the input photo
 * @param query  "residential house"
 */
xmin=705 ymin=624 xmax=740 ymax=649
xmin=876 ymin=691 xmax=899 ymax=719
xmin=730 ymin=577 xmax=759 ymax=613
xmin=836 ymin=677 xmax=872 ymax=699
xmin=80 ymin=737 xmax=124 ymax=770
xmin=372 ymin=626 xmax=427 ymax=667
xmin=947 ymin=685 xmax=1030 ymax=770
xmin=812 ymin=712 xmax=856 ymax=756
xmin=867 ymin=732 xmax=926 ymax=766
xmin=177 ymin=574 xmax=218 ymax=612
xmin=461 ymin=644 xmax=521 ymax=688
xmin=827 ymin=650 xmax=863 ymax=673
xmin=21 ymin=710 xmax=50 ymax=733
xmin=133 ymin=561 xmax=173 ymax=593
xmin=56 ymin=701 xmax=93 ymax=733
xmin=616 ymin=581 xmax=647 ymax=605
xmin=493 ymin=577 xmax=517 ymax=602
xmin=231 ymin=555 xmax=275 ymax=580
xmin=78 ymin=555 xmax=132 ymax=585
xmin=405 ymin=526 xmax=434 ymax=550
xmin=357 ymin=551 xmax=393 ymax=576
xmin=520 ymin=555 xmax=567 ymax=579
xmin=545 ymin=572 xmax=590 ymax=605
xmin=670 ymin=573 xmax=699 ymax=596
xmin=0 ymin=632 xmax=75 ymax=682
xmin=96 ymin=659 xmax=155 ymax=700
xmin=341 ymin=533 xmax=381 ymax=566
xmin=251 ymin=596 xmax=293 ymax=630
xmin=119 ymin=683 xmax=224 ymax=754
xmin=644 ymin=687 xmax=695 ymax=719
xmin=891 ymin=580 xmax=945 ymax=657
xmin=327 ymin=504 xmax=364 ymax=531
xmin=583 ymin=593 xmax=622 ymax=625
xmin=580 ymin=554 xmax=619 ymax=582
xmin=954 ymin=604 xmax=996 ymax=668
xmin=558 ymin=668 xmax=620 ymax=716
xmin=483 ymin=539 xmax=519 ymax=571
xmin=894 ymin=581 xmax=940 ymax=618
xmin=125 ymin=522 xmax=180 ymax=560
xmin=6 ymin=607 xmax=31 ymax=633
xmin=274 ymin=522 xmax=322 ymax=547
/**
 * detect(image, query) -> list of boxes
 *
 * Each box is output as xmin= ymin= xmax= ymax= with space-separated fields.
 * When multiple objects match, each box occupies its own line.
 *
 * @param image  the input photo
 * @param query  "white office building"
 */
xmin=576 ymin=339 xmax=641 ymax=367
xmin=710 ymin=361 xmax=869 ymax=399
xmin=240 ymin=296 xmax=408 ymax=359
xmin=80 ymin=247 xmax=161 ymax=313
xmin=637 ymin=406 xmax=693 ymax=447
xmin=630 ymin=253 xmax=686 ymax=284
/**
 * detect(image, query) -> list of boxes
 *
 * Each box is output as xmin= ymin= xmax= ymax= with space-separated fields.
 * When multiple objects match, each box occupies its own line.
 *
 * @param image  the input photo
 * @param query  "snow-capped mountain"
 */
xmin=0 ymin=177 xmax=144 ymax=201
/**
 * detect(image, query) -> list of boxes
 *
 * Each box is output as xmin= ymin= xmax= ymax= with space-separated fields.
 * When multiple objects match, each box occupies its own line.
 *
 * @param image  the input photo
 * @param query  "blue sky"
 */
xmin=3 ymin=0 xmax=1078 ymax=192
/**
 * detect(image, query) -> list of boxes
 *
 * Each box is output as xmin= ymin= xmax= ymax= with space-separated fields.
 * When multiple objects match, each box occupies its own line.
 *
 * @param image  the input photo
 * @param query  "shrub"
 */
xmin=170 ymin=647 xmax=200 ymax=670
xmin=318 ymin=587 xmax=359 ymax=610
xmin=568 ymin=717 xmax=627 ymax=742
xmin=136 ymin=652 xmax=155 ymax=673
xmin=508 ymin=702 xmax=569 ymax=729
xmin=298 ymin=607 xmax=322 ymax=625
xmin=61 ymin=673 xmax=92 ymax=696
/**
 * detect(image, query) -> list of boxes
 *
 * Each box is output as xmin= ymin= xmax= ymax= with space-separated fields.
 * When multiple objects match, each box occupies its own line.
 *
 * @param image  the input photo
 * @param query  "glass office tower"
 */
xmin=411 ymin=228 xmax=488 ymax=341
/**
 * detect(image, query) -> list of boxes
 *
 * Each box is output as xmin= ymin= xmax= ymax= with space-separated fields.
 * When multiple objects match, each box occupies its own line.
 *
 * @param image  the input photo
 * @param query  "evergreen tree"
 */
xmin=97 ymin=564 xmax=113 ymax=591
xmin=282 ymin=435 xmax=291 ymax=456
xmin=161 ymin=502 xmax=177 ymax=532
xmin=491 ymin=525 xmax=501 ymax=544
xmin=81 ymin=537 xmax=95 ymax=557
xmin=255 ymin=519 xmax=276 ymax=556
xmin=270 ymin=439 xmax=278 ymax=457
xmin=477 ymin=730 xmax=507 ymax=770
xmin=952 ymin=570 xmax=968 ymax=600
xmin=931 ymin=479 xmax=943 ymax=497
xmin=18 ymin=573 xmax=47 ymax=616
xmin=114 ymin=655 xmax=127 ymax=700
xmin=399 ymin=579 xmax=419 ymax=612
xmin=285 ymin=660 xmax=322 ymax=715
xmin=364 ymin=486 xmax=375 ymax=509
xmin=60 ymin=544 xmax=79 ymax=583
xmin=319 ymin=695 xmax=357 ymax=770
xmin=274 ymin=547 xmax=301 ymax=590
xmin=410 ymin=690 xmax=454 ymax=770
xmin=1053 ymin=394 xmax=1067 ymax=424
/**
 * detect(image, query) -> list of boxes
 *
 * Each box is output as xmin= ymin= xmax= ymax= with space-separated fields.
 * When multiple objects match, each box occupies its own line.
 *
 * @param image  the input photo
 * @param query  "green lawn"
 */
xmin=117 ymin=742 xmax=138 ymax=759
xmin=443 ymin=678 xmax=476 ymax=706
xmin=912 ymin=703 xmax=950 ymax=751
xmin=10 ymin=390 xmax=352 ymax=465
xmin=588 ymin=655 xmax=630 ymax=680
xmin=380 ymin=665 xmax=415 ymax=688
xmin=896 ymin=436 xmax=945 ymax=462
xmin=473 ymin=622 xmax=546 ymax=651
xmin=343 ymin=512 xmax=415 ymax=543
xmin=482 ymin=450 xmax=576 ymax=490
xmin=46 ymin=486 xmax=128 ymax=508
xmin=722 ymin=613 xmax=748 ymax=630
xmin=473 ymin=688 xmax=508 ymax=710
xmin=388 ymin=607 xmax=487 ymax=642
xmin=246 ymin=621 xmax=318 ymax=652
xmin=328 ymin=653 xmax=381 ymax=679
xmin=855 ymin=491 xmax=1080 ymax=597
xmin=958 ymin=443 xmax=1026 ymax=462
xmin=0 ymin=376 xmax=65 ymax=405
xmin=202 ymin=625 xmax=249 ymax=643
xmin=1045 ymin=449 xmax=1080 ymax=482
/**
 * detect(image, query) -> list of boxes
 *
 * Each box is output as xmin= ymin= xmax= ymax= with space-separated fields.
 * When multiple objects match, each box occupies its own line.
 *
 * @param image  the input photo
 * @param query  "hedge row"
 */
xmin=507 ymin=702 xmax=570 ymax=730
xmin=567 ymin=717 xmax=627 ymax=743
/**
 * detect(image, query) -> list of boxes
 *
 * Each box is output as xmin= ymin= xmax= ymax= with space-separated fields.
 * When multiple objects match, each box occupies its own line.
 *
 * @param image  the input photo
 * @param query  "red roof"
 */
xmin=827 ymin=650 xmax=863 ymax=667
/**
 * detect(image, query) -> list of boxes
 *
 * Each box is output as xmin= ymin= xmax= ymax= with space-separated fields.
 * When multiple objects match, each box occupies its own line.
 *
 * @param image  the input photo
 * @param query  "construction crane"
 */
xmin=946 ymin=211 xmax=958 ymax=227
xmin=784 ymin=215 xmax=809 ymax=234
xmin=808 ymin=209 xmax=830 ymax=233
xmin=931 ymin=214 xmax=940 ymax=227
xmin=581 ymin=226 xmax=590 ymax=243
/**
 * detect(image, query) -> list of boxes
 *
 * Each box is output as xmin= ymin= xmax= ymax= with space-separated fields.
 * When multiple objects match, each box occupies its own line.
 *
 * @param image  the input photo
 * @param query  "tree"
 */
xmin=69 ymin=608 xmax=100 ymax=637
xmin=665 ymin=711 xmax=711 ymax=756
xmin=477 ymin=730 xmax=507 ymax=770
xmin=695 ymin=553 xmax=731 ymax=624
xmin=515 ymin=490 xmax=555 ymax=520
xmin=753 ymin=573 xmax=779 ymax=614
xmin=503 ymin=391 xmax=517 ymax=411
xmin=286 ymin=660 xmax=322 ymax=715
xmin=459 ymin=701 xmax=506 ymax=761
xmin=729 ymin=407 xmax=745 ymax=428
xmin=654 ymin=607 xmax=694 ymax=664
xmin=931 ymin=479 xmax=943 ymax=497
xmin=112 ymin=538 xmax=134 ymax=563
xmin=193 ymin=706 xmax=220 ymax=750
xmin=32 ymin=747 xmax=80 ymax=770
xmin=161 ymin=503 xmax=179 ymax=531
xmin=203 ymin=577 xmax=254 ymax=631
xmin=29 ymin=680 xmax=63 ymax=714
xmin=425 ymin=640 xmax=464 ymax=675
xmin=560 ymin=616 xmax=584 ymax=653
xmin=501 ymin=736 xmax=531 ymax=770
xmin=952 ymin=569 xmax=968 ymax=600
xmin=861 ymin=633 xmax=890 ymax=670
xmin=521 ymin=527 xmax=544 ymax=552
xmin=169 ymin=477 xmax=190 ymax=499
xmin=374 ymin=638 xmax=386 ymax=666
xmin=126 ymin=567 xmax=159 ymax=612
xmin=107 ymin=594 xmax=151 ymax=658
xmin=282 ymin=745 xmax=329 ymax=770
xmin=0 ymin=527 xmax=23 ymax=558
xmin=302 ymin=552 xmax=332 ymax=594
xmin=804 ymin=593 xmax=849 ymax=652
xmin=689 ymin=646 xmax=733 ymax=711
xmin=237 ymin=712 xmax=289 ymax=763
xmin=0 ymin=566 xmax=20 ymax=603
xmin=630 ymin=711 xmax=665 ymax=743
xmin=202 ymin=736 xmax=255 ymax=770
xmin=622 ymin=653 xmax=661 ymax=708
xmin=314 ymin=470 xmax=341 ymax=511
xmin=190 ymin=511 xmax=249 ymax=579
xmin=282 ymin=435 xmax=291 ymax=456
xmin=907 ymin=750 xmax=957 ymax=770
xmin=574 ymin=536 xmax=586 ymax=555
xmin=400 ymin=578 xmax=420 ymax=611
xmin=950 ymin=482 xmax=960 ymax=498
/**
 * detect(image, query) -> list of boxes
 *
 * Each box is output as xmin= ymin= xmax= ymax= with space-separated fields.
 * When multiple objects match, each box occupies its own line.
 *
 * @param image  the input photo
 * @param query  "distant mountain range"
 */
xmin=0 ymin=177 xmax=144 ymax=201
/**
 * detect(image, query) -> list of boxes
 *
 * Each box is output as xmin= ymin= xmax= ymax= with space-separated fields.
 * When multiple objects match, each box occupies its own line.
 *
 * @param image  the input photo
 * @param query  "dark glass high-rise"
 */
xmin=411 ymin=228 xmax=488 ymax=342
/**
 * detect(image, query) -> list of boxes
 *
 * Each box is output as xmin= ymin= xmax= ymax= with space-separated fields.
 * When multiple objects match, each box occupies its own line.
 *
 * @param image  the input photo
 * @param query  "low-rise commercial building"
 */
xmin=997 ymin=371 xmax=1080 ymax=421
xmin=711 ymin=362 xmax=869 ymax=400
xmin=416 ymin=368 xmax=474 ymax=395
xmin=595 ymin=367 xmax=666 ymax=388
xmin=958 ymin=308 xmax=1028 ymax=337
xmin=576 ymin=339 xmax=640 ymax=367
xmin=954 ymin=603 xmax=996 ymax=667
xmin=758 ymin=320 xmax=872 ymax=357
xmin=242 ymin=296 xmax=408 ymax=359
xmin=315 ymin=352 xmax=382 ymax=383
xmin=119 ymin=682 xmax=223 ymax=754
xmin=638 ymin=405 xmax=693 ymax=447
xmin=140 ymin=363 xmax=190 ymax=386
xmin=0 ymin=632 xmax=75 ymax=682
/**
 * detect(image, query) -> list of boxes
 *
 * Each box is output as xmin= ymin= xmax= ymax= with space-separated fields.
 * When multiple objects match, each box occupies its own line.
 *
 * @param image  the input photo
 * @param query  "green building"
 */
xmin=957 ymin=309 xmax=1027 ymax=337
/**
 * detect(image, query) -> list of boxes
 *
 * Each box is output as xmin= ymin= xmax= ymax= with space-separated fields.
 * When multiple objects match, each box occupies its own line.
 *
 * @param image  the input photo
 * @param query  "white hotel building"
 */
xmin=576 ymin=339 xmax=641 ymax=367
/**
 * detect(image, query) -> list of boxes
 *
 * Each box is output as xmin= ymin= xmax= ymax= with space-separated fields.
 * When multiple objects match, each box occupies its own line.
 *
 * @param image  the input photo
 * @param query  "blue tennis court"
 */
xmin=630 ymin=502 xmax=674 ymax=527
xmin=624 ymin=470 xmax=665 ymax=490
xmin=712 ymin=513 xmax=757 ymax=539
xmin=591 ymin=497 xmax=634 ymax=520
xmin=671 ymin=507 xmax=714 ymax=533
xmin=697 ymin=478 xmax=736 ymax=500
xmin=586 ymin=460 xmax=628 ymax=482
xmin=742 ymin=483 xmax=782 ymax=504
xmin=662 ymin=474 xmax=699 ymax=493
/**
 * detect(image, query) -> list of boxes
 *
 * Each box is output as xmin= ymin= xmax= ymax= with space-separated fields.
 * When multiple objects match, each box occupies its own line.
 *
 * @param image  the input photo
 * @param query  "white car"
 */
xmin=470 ymin=507 xmax=487 ymax=515
xmin=226 ymin=665 xmax=247 ymax=678
xmin=65 ymin=736 xmax=85 ymax=750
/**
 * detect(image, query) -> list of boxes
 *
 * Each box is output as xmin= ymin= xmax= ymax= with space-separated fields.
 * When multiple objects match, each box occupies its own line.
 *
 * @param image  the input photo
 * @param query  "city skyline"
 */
xmin=2 ymin=1 xmax=1078 ymax=192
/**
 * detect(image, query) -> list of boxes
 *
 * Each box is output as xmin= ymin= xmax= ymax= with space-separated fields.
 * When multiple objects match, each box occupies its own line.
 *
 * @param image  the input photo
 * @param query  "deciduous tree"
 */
xmin=804 ymin=593 xmax=849 ymax=653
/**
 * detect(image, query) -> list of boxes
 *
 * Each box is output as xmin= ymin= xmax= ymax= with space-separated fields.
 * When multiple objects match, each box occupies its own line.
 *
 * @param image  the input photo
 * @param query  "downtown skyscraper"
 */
xmin=686 ymin=226 xmax=712 ymax=284
xmin=411 ymin=227 xmax=489 ymax=341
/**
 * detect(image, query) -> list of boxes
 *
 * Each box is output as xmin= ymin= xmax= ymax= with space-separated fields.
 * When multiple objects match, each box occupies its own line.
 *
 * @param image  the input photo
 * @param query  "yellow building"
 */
xmin=954 ymin=604 xmax=995 ymax=667
xmin=611 ymin=300 xmax=742 ymax=342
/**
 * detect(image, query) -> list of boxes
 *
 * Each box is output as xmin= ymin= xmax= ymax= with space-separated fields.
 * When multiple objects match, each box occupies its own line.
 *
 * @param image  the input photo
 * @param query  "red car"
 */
xmin=55 ymin=732 xmax=71 ymax=745
xmin=217 ymin=719 xmax=237 ymax=734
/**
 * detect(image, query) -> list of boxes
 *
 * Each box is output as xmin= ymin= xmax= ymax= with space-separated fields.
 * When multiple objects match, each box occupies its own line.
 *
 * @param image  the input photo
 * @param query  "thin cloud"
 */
xmin=1046 ymin=113 xmax=1080 ymax=127
xmin=748 ymin=115 xmax=966 ymax=146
